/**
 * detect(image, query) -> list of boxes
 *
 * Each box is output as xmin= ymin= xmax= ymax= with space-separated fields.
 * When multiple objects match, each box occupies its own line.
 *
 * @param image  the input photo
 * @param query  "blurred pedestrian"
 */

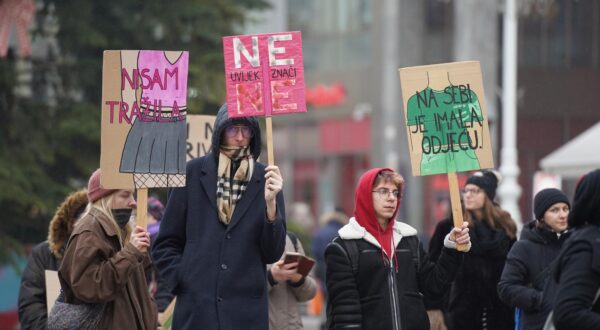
xmin=497 ymin=188 xmax=571 ymax=329
xmin=152 ymin=104 xmax=286 ymax=329
xmin=325 ymin=168 xmax=470 ymax=329
xmin=144 ymin=196 xmax=174 ymax=313
xmin=18 ymin=189 xmax=88 ymax=329
xmin=550 ymin=169 xmax=600 ymax=329
xmin=268 ymin=232 xmax=317 ymax=330
xmin=445 ymin=170 xmax=517 ymax=330
xmin=55 ymin=168 xmax=157 ymax=329
xmin=311 ymin=208 xmax=347 ymax=292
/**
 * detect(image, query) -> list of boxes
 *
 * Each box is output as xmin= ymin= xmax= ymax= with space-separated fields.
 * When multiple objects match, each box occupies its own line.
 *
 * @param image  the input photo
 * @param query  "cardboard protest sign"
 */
xmin=399 ymin=61 xmax=494 ymax=177
xmin=222 ymin=31 xmax=306 ymax=118
xmin=186 ymin=115 xmax=215 ymax=161
xmin=45 ymin=270 xmax=60 ymax=314
xmin=100 ymin=50 xmax=189 ymax=189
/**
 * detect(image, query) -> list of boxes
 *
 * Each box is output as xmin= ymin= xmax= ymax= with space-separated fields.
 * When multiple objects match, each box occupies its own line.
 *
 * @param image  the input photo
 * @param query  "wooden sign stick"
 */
xmin=448 ymin=172 xmax=468 ymax=252
xmin=266 ymin=116 xmax=275 ymax=166
xmin=136 ymin=188 xmax=148 ymax=229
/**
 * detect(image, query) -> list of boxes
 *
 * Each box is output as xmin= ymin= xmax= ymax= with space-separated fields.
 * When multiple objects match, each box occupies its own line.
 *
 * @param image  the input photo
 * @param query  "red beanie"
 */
xmin=87 ymin=169 xmax=117 ymax=203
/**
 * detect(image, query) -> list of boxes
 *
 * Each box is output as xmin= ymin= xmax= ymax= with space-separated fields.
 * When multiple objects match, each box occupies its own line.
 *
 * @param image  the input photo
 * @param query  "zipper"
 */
xmin=388 ymin=257 xmax=402 ymax=330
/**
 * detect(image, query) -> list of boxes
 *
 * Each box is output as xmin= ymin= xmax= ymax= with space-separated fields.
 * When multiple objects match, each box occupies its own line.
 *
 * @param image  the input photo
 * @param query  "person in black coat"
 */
xmin=151 ymin=104 xmax=287 ymax=329
xmin=325 ymin=168 xmax=470 ymax=330
xmin=550 ymin=169 xmax=600 ymax=329
xmin=497 ymin=188 xmax=571 ymax=329
xmin=17 ymin=189 xmax=88 ymax=329
xmin=445 ymin=170 xmax=518 ymax=330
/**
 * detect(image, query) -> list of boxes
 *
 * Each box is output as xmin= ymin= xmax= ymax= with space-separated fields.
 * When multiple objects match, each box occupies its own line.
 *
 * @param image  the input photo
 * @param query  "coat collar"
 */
xmin=84 ymin=208 xmax=120 ymax=238
xmin=199 ymin=153 xmax=264 ymax=232
xmin=338 ymin=217 xmax=417 ymax=249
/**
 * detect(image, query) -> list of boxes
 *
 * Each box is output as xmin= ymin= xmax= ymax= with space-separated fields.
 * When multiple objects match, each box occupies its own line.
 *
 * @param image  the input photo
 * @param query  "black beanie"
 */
xmin=465 ymin=170 xmax=500 ymax=201
xmin=533 ymin=188 xmax=570 ymax=221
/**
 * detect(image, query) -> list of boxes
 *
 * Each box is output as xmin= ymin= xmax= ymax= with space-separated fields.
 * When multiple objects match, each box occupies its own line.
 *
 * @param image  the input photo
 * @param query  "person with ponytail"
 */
xmin=446 ymin=170 xmax=517 ymax=330
xmin=57 ymin=169 xmax=157 ymax=329
xmin=325 ymin=168 xmax=470 ymax=329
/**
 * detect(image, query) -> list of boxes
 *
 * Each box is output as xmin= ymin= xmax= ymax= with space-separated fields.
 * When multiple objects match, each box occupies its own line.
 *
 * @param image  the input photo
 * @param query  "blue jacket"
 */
xmin=152 ymin=105 xmax=287 ymax=329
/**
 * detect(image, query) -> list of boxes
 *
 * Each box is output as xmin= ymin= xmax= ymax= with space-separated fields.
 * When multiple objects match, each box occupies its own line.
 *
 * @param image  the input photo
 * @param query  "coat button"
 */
xmin=226 ymin=234 xmax=231 ymax=239
xmin=217 ymin=297 xmax=223 ymax=303
xmin=221 ymin=264 xmax=228 ymax=270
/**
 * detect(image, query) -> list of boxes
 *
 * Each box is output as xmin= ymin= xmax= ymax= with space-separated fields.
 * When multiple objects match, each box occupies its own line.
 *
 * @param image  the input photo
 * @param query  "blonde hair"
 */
xmin=79 ymin=193 xmax=133 ymax=246
xmin=464 ymin=196 xmax=517 ymax=240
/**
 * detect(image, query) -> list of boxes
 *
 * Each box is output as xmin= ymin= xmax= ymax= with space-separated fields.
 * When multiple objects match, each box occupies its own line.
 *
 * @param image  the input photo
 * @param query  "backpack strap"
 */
xmin=287 ymin=232 xmax=299 ymax=252
xmin=345 ymin=239 xmax=360 ymax=277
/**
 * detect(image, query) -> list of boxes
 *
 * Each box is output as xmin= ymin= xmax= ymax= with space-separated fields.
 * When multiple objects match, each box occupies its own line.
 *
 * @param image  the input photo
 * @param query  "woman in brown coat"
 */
xmin=58 ymin=169 xmax=157 ymax=329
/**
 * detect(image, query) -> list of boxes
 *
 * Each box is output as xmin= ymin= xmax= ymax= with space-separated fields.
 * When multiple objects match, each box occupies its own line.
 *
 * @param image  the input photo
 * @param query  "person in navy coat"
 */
xmin=152 ymin=104 xmax=287 ymax=329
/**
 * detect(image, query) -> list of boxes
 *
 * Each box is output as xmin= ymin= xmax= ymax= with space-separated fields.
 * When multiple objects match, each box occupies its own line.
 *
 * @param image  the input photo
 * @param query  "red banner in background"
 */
xmin=0 ymin=0 xmax=35 ymax=58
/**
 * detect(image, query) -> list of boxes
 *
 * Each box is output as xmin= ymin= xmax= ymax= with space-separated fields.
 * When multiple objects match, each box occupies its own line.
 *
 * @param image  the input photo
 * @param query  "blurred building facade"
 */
xmin=248 ymin=0 xmax=600 ymax=235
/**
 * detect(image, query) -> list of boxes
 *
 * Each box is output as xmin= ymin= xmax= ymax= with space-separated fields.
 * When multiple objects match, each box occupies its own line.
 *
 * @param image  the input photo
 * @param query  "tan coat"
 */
xmin=58 ymin=208 xmax=157 ymax=330
xmin=267 ymin=236 xmax=317 ymax=330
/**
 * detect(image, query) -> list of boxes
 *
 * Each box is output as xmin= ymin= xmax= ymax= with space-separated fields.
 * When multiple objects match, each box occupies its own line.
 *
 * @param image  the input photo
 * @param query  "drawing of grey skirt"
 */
xmin=119 ymin=112 xmax=186 ymax=175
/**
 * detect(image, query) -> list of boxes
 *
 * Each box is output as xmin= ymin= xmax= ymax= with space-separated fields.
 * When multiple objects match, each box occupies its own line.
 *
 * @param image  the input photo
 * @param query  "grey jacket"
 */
xmin=267 ymin=235 xmax=317 ymax=330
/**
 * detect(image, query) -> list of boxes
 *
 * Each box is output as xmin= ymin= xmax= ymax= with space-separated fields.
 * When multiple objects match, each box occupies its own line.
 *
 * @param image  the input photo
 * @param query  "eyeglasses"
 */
xmin=461 ymin=187 xmax=482 ymax=195
xmin=225 ymin=126 xmax=253 ymax=138
xmin=372 ymin=188 xmax=400 ymax=199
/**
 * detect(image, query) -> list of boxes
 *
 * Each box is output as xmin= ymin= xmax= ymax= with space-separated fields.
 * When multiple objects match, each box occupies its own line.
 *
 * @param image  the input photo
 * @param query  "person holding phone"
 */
xmin=267 ymin=233 xmax=317 ymax=330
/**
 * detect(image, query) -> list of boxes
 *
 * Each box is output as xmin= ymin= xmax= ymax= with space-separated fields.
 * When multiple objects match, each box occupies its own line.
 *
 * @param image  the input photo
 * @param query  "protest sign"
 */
xmin=186 ymin=115 xmax=215 ymax=161
xmin=399 ymin=61 xmax=494 ymax=250
xmin=223 ymin=31 xmax=306 ymax=165
xmin=100 ymin=50 xmax=189 ymax=228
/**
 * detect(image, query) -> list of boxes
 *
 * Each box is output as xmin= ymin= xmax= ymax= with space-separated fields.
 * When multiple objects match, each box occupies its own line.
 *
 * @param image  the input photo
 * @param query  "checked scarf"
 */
xmin=217 ymin=146 xmax=254 ymax=225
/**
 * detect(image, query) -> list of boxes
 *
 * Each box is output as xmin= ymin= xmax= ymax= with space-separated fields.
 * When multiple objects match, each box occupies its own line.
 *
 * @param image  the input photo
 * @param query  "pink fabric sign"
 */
xmin=223 ymin=31 xmax=306 ymax=118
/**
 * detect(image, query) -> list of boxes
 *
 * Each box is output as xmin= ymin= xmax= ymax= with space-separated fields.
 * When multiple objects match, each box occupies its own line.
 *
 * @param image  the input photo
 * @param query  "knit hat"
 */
xmin=465 ymin=170 xmax=501 ymax=201
xmin=87 ymin=169 xmax=118 ymax=203
xmin=533 ymin=188 xmax=570 ymax=221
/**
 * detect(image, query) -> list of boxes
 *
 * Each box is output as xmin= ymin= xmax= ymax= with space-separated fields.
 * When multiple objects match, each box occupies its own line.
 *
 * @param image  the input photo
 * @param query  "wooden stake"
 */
xmin=448 ymin=172 xmax=468 ymax=252
xmin=266 ymin=116 xmax=274 ymax=166
xmin=136 ymin=188 xmax=148 ymax=229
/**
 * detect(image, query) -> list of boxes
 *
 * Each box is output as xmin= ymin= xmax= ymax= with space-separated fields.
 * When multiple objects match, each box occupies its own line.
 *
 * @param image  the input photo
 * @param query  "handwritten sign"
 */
xmin=100 ymin=50 xmax=188 ymax=188
xmin=399 ymin=61 xmax=494 ymax=176
xmin=223 ymin=31 xmax=306 ymax=118
xmin=186 ymin=115 xmax=215 ymax=161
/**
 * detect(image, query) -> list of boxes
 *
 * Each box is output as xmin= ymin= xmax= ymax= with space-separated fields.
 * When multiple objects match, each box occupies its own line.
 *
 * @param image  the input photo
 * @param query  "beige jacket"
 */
xmin=267 ymin=235 xmax=317 ymax=330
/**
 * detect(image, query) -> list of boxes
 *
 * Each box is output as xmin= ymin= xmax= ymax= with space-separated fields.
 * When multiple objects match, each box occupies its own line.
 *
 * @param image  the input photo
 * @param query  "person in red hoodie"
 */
xmin=325 ymin=168 xmax=470 ymax=330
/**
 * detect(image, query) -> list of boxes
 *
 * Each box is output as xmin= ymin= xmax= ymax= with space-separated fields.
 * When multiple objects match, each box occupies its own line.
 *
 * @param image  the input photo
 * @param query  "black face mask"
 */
xmin=111 ymin=208 xmax=133 ymax=227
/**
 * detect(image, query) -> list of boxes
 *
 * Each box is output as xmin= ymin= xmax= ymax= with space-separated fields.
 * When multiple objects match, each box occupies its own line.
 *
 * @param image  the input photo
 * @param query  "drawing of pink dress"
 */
xmin=120 ymin=51 xmax=188 ymax=180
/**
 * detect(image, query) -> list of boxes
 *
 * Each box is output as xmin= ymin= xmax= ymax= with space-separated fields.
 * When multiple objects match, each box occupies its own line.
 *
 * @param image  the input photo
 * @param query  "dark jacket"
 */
xmin=18 ymin=189 xmax=88 ymax=330
xmin=551 ymin=225 xmax=600 ymax=329
xmin=497 ymin=221 xmax=570 ymax=329
xmin=325 ymin=218 xmax=462 ymax=330
xmin=425 ymin=217 xmax=454 ymax=310
xmin=58 ymin=208 xmax=158 ymax=329
xmin=311 ymin=212 xmax=346 ymax=288
xmin=151 ymin=105 xmax=287 ymax=330
xmin=446 ymin=220 xmax=515 ymax=330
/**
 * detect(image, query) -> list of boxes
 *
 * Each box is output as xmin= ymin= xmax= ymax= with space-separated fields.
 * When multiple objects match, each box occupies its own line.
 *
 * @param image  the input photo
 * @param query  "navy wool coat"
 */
xmin=152 ymin=155 xmax=286 ymax=329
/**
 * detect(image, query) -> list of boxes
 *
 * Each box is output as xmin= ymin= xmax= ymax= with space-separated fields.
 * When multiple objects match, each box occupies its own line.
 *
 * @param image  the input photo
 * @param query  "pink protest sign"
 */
xmin=223 ymin=31 xmax=306 ymax=118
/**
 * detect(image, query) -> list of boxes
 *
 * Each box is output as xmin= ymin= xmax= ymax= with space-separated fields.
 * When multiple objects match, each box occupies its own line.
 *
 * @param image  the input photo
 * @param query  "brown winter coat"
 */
xmin=58 ymin=208 xmax=157 ymax=330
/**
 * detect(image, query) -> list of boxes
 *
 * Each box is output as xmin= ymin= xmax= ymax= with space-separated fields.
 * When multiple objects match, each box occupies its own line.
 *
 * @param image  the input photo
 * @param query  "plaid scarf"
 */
xmin=217 ymin=146 xmax=254 ymax=225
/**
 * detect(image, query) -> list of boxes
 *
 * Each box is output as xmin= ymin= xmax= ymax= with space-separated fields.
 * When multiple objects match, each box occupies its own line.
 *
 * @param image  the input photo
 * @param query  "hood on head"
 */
xmin=211 ymin=104 xmax=262 ymax=160
xmin=568 ymin=169 xmax=600 ymax=228
xmin=354 ymin=168 xmax=402 ymax=236
xmin=48 ymin=189 xmax=88 ymax=258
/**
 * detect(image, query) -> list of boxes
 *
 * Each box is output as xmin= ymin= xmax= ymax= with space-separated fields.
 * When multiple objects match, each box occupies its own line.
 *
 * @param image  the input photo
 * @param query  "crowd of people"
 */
xmin=16 ymin=104 xmax=600 ymax=329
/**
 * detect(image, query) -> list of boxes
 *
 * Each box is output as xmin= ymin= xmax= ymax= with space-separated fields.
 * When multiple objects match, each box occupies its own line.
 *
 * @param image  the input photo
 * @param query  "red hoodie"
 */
xmin=354 ymin=168 xmax=402 ymax=258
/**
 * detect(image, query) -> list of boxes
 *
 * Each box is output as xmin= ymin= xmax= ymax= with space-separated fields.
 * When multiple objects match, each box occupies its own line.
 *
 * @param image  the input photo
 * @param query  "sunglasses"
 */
xmin=225 ymin=126 xmax=253 ymax=138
